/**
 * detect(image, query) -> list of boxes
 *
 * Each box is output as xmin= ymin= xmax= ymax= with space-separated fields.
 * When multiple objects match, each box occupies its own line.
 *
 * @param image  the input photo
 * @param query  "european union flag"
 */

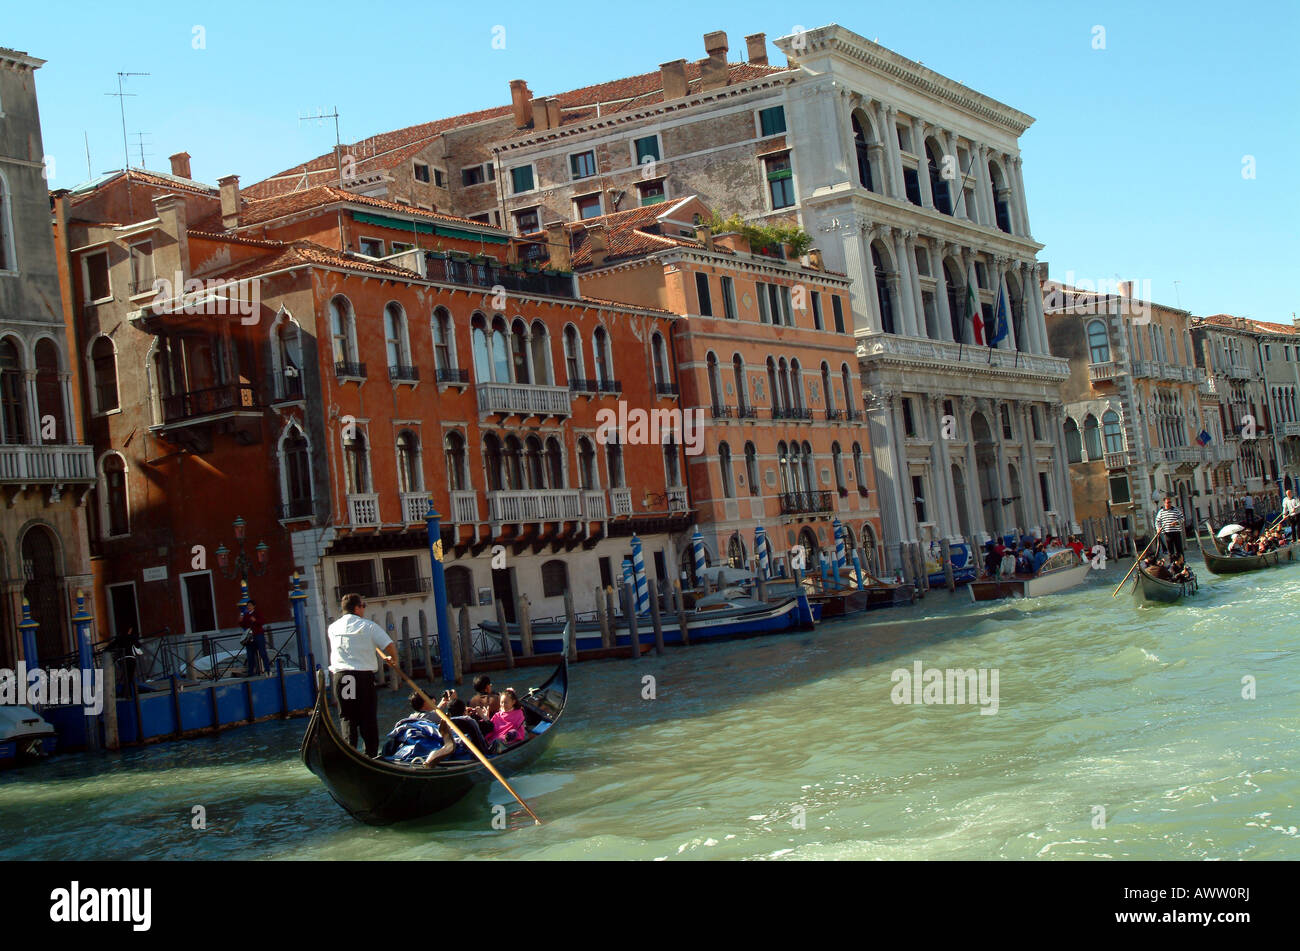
xmin=1197 ymin=429 xmax=1212 ymax=446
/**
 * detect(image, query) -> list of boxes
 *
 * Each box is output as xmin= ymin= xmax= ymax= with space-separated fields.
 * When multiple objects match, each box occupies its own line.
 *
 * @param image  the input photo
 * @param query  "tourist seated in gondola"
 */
xmin=1169 ymin=557 xmax=1194 ymax=584
xmin=470 ymin=674 xmax=501 ymax=718
xmin=421 ymin=719 xmax=458 ymax=767
xmin=485 ymin=687 xmax=528 ymax=753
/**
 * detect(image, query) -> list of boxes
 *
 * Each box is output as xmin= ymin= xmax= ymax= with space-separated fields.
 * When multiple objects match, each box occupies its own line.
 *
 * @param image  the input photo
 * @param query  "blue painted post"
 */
xmin=833 ymin=518 xmax=847 ymax=585
xmin=425 ymin=500 xmax=455 ymax=682
xmin=237 ymin=577 xmax=251 ymax=610
xmin=621 ymin=559 xmax=634 ymax=611
xmin=754 ymin=524 xmax=769 ymax=579
xmin=852 ymin=550 xmax=866 ymax=590
xmin=691 ymin=528 xmax=707 ymax=589
xmin=18 ymin=598 xmax=39 ymax=691
xmin=70 ymin=591 xmax=98 ymax=752
xmin=630 ymin=535 xmax=649 ymax=615
xmin=289 ymin=572 xmax=309 ymax=671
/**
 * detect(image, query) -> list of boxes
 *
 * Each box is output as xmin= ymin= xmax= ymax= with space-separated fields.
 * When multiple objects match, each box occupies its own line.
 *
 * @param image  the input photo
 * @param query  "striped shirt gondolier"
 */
xmin=1155 ymin=506 xmax=1184 ymax=535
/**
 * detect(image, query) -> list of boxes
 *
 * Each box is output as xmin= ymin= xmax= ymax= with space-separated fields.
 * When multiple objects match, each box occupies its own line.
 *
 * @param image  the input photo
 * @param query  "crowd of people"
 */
xmin=394 ymin=674 xmax=530 ymax=766
xmin=980 ymin=534 xmax=1086 ymax=579
xmin=1140 ymin=553 xmax=1195 ymax=584
xmin=1225 ymin=525 xmax=1288 ymax=557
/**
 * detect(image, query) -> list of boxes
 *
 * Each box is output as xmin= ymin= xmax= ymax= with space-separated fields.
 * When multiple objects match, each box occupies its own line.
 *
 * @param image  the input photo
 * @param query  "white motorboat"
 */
xmin=0 ymin=705 xmax=57 ymax=764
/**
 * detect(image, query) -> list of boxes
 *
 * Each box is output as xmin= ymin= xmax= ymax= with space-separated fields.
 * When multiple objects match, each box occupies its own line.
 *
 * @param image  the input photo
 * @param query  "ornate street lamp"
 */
xmin=216 ymin=515 xmax=270 ymax=586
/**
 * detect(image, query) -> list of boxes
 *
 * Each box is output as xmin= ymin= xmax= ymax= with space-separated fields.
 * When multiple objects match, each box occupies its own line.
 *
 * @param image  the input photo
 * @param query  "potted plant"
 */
xmin=448 ymin=250 xmax=470 ymax=261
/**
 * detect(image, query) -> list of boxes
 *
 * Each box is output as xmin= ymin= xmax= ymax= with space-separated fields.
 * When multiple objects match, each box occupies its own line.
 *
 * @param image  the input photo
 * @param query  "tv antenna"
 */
xmin=106 ymin=71 xmax=149 ymax=218
xmin=298 ymin=107 xmax=344 ymax=248
xmin=132 ymin=131 xmax=153 ymax=170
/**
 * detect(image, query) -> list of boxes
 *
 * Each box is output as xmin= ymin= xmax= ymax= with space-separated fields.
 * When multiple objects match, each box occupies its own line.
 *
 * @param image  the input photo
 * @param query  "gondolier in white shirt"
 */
xmin=328 ymin=593 xmax=398 ymax=757
xmin=1282 ymin=488 xmax=1300 ymax=540
xmin=1154 ymin=496 xmax=1185 ymax=559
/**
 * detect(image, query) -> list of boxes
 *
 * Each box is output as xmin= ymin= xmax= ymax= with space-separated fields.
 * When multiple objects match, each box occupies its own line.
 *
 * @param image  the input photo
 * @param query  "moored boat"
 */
xmin=926 ymin=540 xmax=977 ymax=587
xmin=301 ymin=660 xmax=567 ymax=825
xmin=968 ymin=549 xmax=1091 ymax=602
xmin=0 ymin=705 xmax=57 ymax=766
xmin=1196 ymin=523 xmax=1298 ymax=575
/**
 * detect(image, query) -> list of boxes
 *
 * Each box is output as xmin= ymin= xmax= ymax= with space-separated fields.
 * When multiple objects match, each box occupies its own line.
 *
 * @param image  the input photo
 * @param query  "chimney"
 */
xmin=531 ymin=97 xmax=551 ymax=132
xmin=745 ymin=33 xmax=768 ymax=65
xmin=660 ymin=59 xmax=688 ymax=101
xmin=701 ymin=31 xmax=730 ymax=91
xmin=169 ymin=151 xmax=192 ymax=180
xmin=587 ymin=222 xmax=608 ymax=268
xmin=808 ymin=248 xmax=824 ymax=271
xmin=546 ymin=98 xmax=562 ymax=130
xmin=1118 ymin=280 xmax=1133 ymax=299
xmin=218 ymin=174 xmax=241 ymax=229
xmin=544 ymin=221 xmax=571 ymax=272
xmin=509 ymin=80 xmax=532 ymax=129
xmin=696 ymin=225 xmax=714 ymax=252
xmin=152 ymin=193 xmax=191 ymax=289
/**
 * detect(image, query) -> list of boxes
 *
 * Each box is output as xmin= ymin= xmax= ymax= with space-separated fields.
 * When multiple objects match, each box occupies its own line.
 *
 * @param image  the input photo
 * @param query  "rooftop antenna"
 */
xmin=132 ymin=131 xmax=153 ymax=170
xmin=83 ymin=131 xmax=92 ymax=179
xmin=298 ymin=107 xmax=344 ymax=249
xmin=106 ymin=71 xmax=149 ymax=219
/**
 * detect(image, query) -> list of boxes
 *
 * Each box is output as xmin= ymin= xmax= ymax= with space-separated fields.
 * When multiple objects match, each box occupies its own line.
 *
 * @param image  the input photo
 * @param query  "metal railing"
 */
xmin=569 ymin=378 xmax=599 ymax=394
xmin=771 ymin=406 xmax=814 ymax=421
xmin=437 ymin=367 xmax=469 ymax=384
xmin=335 ymin=361 xmax=367 ymax=379
xmin=161 ymin=383 xmax=259 ymax=425
xmin=826 ymin=408 xmax=845 ymax=420
xmin=596 ymin=379 xmax=621 ymax=394
xmin=655 ymin=382 xmax=680 ymax=397
xmin=711 ymin=404 xmax=734 ymax=419
xmin=424 ymin=253 xmax=576 ymax=298
xmin=779 ymin=490 xmax=834 ymax=514
xmin=277 ymin=497 xmax=317 ymax=520
xmin=389 ymin=364 xmax=420 ymax=382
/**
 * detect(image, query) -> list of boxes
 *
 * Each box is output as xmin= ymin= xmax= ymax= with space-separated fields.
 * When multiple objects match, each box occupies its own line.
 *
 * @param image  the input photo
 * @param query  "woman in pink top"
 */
xmin=487 ymin=687 xmax=527 ymax=749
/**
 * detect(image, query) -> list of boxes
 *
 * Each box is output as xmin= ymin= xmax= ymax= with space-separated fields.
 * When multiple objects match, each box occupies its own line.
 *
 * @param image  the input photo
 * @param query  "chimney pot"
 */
xmin=745 ymin=33 xmax=768 ymax=65
xmin=696 ymin=225 xmax=713 ymax=252
xmin=704 ymin=30 xmax=729 ymax=56
xmin=660 ymin=59 xmax=688 ymax=101
xmin=509 ymin=79 xmax=532 ymax=129
xmin=587 ymin=222 xmax=608 ymax=267
xmin=531 ymin=97 xmax=550 ymax=132
xmin=700 ymin=31 xmax=731 ymax=91
xmin=169 ymin=151 xmax=192 ymax=180
xmin=546 ymin=98 xmax=562 ymax=130
xmin=218 ymin=174 xmax=241 ymax=229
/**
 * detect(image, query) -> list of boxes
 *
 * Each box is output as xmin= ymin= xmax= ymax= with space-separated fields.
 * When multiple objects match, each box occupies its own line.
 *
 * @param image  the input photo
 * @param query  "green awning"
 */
xmin=351 ymin=211 xmax=508 ymax=244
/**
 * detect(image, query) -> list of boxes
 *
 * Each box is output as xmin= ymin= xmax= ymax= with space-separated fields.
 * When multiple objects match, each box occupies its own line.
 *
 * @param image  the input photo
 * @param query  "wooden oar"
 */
xmin=1113 ymin=528 xmax=1162 ymax=597
xmin=376 ymin=647 xmax=542 ymax=826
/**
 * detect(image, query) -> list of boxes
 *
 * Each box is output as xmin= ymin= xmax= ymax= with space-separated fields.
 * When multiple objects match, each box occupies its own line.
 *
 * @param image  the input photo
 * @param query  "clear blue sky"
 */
xmin=9 ymin=0 xmax=1296 ymax=321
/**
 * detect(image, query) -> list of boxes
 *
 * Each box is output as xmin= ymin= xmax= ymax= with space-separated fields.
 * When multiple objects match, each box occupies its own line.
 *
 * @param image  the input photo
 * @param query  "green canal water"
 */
xmin=3 ymin=558 xmax=1298 ymax=860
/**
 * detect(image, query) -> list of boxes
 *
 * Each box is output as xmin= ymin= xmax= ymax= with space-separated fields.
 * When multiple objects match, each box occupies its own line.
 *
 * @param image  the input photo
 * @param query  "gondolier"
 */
xmin=1282 ymin=489 xmax=1300 ymax=539
xmin=1155 ymin=496 xmax=1185 ymax=558
xmin=327 ymin=594 xmax=398 ymax=757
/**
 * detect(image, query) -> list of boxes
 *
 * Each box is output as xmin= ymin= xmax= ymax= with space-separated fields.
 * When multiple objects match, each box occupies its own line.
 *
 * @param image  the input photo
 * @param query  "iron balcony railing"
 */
xmin=277 ymin=498 xmax=317 ymax=520
xmin=596 ymin=379 xmax=621 ymax=394
xmin=333 ymin=577 xmax=432 ymax=602
xmin=437 ymin=367 xmax=470 ymax=384
xmin=569 ymin=378 xmax=600 ymax=394
xmin=335 ymin=361 xmax=367 ymax=379
xmin=655 ymin=381 xmax=680 ymax=397
xmin=389 ymin=364 xmax=420 ymax=382
xmin=771 ymin=407 xmax=814 ymax=421
xmin=275 ymin=372 xmax=304 ymax=401
xmin=162 ymin=382 xmax=259 ymax=425
xmin=424 ymin=253 xmax=576 ymax=298
xmin=826 ymin=408 xmax=845 ymax=421
xmin=779 ymin=490 xmax=834 ymax=515
xmin=737 ymin=405 xmax=760 ymax=419
xmin=712 ymin=404 xmax=734 ymax=419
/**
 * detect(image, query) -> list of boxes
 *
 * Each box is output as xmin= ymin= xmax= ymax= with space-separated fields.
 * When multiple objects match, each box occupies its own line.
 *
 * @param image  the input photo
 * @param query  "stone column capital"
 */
xmin=960 ymin=395 xmax=976 ymax=417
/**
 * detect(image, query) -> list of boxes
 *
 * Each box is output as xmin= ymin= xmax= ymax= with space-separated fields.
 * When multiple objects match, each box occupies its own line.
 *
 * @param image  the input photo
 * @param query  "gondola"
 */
xmin=301 ymin=659 xmax=567 ymax=825
xmin=1132 ymin=568 xmax=1197 ymax=604
xmin=1195 ymin=524 xmax=1298 ymax=575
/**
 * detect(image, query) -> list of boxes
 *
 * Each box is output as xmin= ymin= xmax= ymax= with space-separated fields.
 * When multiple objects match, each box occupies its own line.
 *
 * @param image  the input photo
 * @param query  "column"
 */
xmin=973 ymin=144 xmax=992 ymax=227
xmin=930 ymin=395 xmax=959 ymax=539
xmin=858 ymin=227 xmax=882 ymax=332
xmin=868 ymin=388 xmax=909 ymax=573
xmin=945 ymin=131 xmax=967 ymax=219
xmin=966 ymin=252 xmax=982 ymax=344
xmin=890 ymin=393 xmax=918 ymax=544
xmin=988 ymin=399 xmax=1012 ymax=538
xmin=913 ymin=119 xmax=934 ymax=208
xmin=1051 ymin=402 xmax=1079 ymax=530
xmin=932 ymin=240 xmax=955 ymax=343
xmin=880 ymin=103 xmax=906 ymax=200
xmin=1019 ymin=403 xmax=1043 ymax=535
xmin=1025 ymin=261 xmax=1049 ymax=355
xmin=835 ymin=91 xmax=861 ymax=187
xmin=995 ymin=262 xmax=1016 ymax=352
xmin=890 ymin=229 xmax=919 ymax=338
xmin=1010 ymin=156 xmax=1031 ymax=236
xmin=59 ymin=373 xmax=77 ymax=444
xmin=905 ymin=231 xmax=927 ymax=338
xmin=961 ymin=397 xmax=988 ymax=540
xmin=842 ymin=224 xmax=876 ymax=333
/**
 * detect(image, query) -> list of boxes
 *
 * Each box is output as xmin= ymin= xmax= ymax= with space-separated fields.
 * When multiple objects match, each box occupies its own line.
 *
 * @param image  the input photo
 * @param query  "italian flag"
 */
xmin=966 ymin=281 xmax=983 ymax=345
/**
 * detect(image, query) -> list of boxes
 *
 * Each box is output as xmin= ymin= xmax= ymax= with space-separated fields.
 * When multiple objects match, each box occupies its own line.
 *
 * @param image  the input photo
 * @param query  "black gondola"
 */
xmin=301 ymin=659 xmax=568 ymax=825
xmin=1195 ymin=524 xmax=1298 ymax=575
xmin=1132 ymin=568 xmax=1197 ymax=604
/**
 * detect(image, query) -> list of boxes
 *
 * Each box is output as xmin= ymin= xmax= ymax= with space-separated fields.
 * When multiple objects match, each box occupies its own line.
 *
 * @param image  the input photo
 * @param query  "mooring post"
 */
xmin=495 ymin=595 xmax=515 ymax=668
xmin=674 ymin=579 xmax=691 ymax=646
xmin=447 ymin=605 xmax=461 ymax=684
xmin=604 ymin=586 xmax=618 ymax=647
xmin=101 ymin=653 xmax=119 ymax=751
xmin=647 ymin=578 xmax=665 ymax=655
xmin=563 ymin=587 xmax=578 ymax=662
xmin=596 ymin=586 xmax=611 ymax=648
xmin=517 ymin=594 xmax=533 ymax=657
xmin=458 ymin=607 xmax=473 ymax=676
xmin=623 ymin=581 xmax=640 ymax=660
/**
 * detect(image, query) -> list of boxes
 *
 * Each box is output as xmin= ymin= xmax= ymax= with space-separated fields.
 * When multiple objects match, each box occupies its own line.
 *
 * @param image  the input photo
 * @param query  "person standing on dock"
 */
xmin=328 ymin=594 xmax=397 ymax=757
xmin=1155 ymin=496 xmax=1185 ymax=559
xmin=241 ymin=599 xmax=271 ymax=677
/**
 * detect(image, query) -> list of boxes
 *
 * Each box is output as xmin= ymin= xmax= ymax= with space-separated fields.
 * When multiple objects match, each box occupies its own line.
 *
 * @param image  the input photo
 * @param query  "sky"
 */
xmin=7 ymin=0 xmax=1297 ymax=322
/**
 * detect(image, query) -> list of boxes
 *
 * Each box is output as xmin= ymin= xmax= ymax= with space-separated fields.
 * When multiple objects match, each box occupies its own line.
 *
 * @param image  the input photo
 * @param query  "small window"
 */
xmin=358 ymin=237 xmax=384 ymax=257
xmin=903 ymin=167 xmax=922 ymax=206
xmin=765 ymin=155 xmax=794 ymax=209
xmin=84 ymin=250 xmax=111 ymax=302
xmin=390 ymin=242 xmax=414 ymax=254
xmin=514 ymin=207 xmax=540 ymax=234
xmin=570 ymin=150 xmax=597 ymax=180
xmin=462 ymin=164 xmax=492 ymax=187
xmin=695 ymin=273 xmax=713 ymax=317
xmin=720 ymin=277 xmax=737 ymax=320
xmin=811 ymin=292 xmax=823 ymax=331
xmin=758 ymin=106 xmax=787 ymax=137
xmin=897 ymin=125 xmax=912 ymax=153
xmin=413 ymin=162 xmax=431 ymax=183
xmin=757 ymin=283 xmax=770 ymax=324
xmin=1039 ymin=472 xmax=1052 ymax=511
xmin=831 ymin=296 xmax=846 ymax=333
xmin=91 ymin=336 xmax=119 ymax=414
xmin=510 ymin=165 xmax=534 ymax=194
xmin=128 ymin=241 xmax=154 ymax=295
xmin=434 ymin=168 xmax=446 ymax=188
xmin=633 ymin=135 xmax=660 ymax=165
xmin=1109 ymin=474 xmax=1131 ymax=505
xmin=902 ymin=398 xmax=916 ymax=437
xmin=541 ymin=560 xmax=569 ymax=599
xmin=974 ymin=261 xmax=988 ymax=290
xmin=637 ymin=179 xmax=666 ymax=206
xmin=575 ymin=193 xmax=602 ymax=220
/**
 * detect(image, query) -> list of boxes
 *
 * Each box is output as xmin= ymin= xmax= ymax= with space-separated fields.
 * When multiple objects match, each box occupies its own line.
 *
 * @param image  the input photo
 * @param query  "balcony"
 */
xmin=333 ymin=577 xmax=432 ymax=603
xmin=610 ymin=487 xmax=633 ymax=516
xmin=711 ymin=404 xmax=734 ymax=419
xmin=389 ymin=365 xmax=420 ymax=383
xmin=0 ymin=444 xmax=95 ymax=484
xmin=423 ymin=253 xmax=576 ymax=299
xmin=273 ymin=372 xmax=304 ymax=402
xmin=583 ymin=490 xmax=608 ymax=521
xmin=655 ymin=382 xmax=680 ymax=397
xmin=569 ymin=378 xmax=599 ymax=395
xmin=857 ymin=333 xmax=1071 ymax=381
xmin=596 ymin=379 xmax=621 ymax=395
xmin=437 ymin=367 xmax=470 ymax=386
xmin=335 ymin=361 xmax=367 ymax=380
xmin=844 ymin=409 xmax=863 ymax=422
xmin=771 ymin=407 xmax=815 ymax=421
xmin=1089 ymin=361 xmax=1123 ymax=383
xmin=1224 ymin=364 xmax=1252 ymax=380
xmin=667 ymin=487 xmax=689 ymax=512
xmin=488 ymin=489 xmax=583 ymax=522
xmin=401 ymin=492 xmax=431 ymax=524
xmin=347 ymin=493 xmax=380 ymax=526
xmin=779 ymin=490 xmax=834 ymax=515
xmin=1131 ymin=361 xmax=1155 ymax=378
xmin=161 ymin=382 xmax=260 ymax=426
xmin=477 ymin=383 xmax=571 ymax=418
xmin=1103 ymin=451 xmax=1133 ymax=470
xmin=1160 ymin=363 xmax=1184 ymax=382
xmin=826 ymin=408 xmax=845 ymax=421
xmin=450 ymin=490 xmax=479 ymax=524
xmin=1281 ymin=421 xmax=1300 ymax=438
xmin=277 ymin=498 xmax=317 ymax=521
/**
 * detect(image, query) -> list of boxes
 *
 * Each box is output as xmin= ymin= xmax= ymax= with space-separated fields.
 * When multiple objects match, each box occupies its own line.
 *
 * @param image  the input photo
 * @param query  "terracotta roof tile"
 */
xmin=203 ymin=239 xmax=422 ymax=284
xmin=1200 ymin=314 xmax=1299 ymax=335
xmin=194 ymin=184 xmax=504 ymax=233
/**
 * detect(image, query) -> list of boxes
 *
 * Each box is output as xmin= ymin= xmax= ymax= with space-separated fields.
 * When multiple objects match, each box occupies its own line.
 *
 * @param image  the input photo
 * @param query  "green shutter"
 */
xmin=760 ymin=106 xmax=787 ymax=137
xmin=511 ymin=166 xmax=533 ymax=194
xmin=635 ymin=136 xmax=660 ymax=163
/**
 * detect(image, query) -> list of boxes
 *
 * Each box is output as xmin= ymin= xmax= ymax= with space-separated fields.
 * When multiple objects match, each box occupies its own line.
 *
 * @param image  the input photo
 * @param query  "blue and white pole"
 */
xmin=630 ymin=534 xmax=649 ymax=616
xmin=754 ymin=524 xmax=769 ymax=579
xmin=833 ymin=518 xmax=847 ymax=584
xmin=19 ymin=598 xmax=39 ymax=686
xmin=692 ymin=528 xmax=707 ymax=588
xmin=851 ymin=549 xmax=866 ymax=590
xmin=622 ymin=558 xmax=635 ymax=615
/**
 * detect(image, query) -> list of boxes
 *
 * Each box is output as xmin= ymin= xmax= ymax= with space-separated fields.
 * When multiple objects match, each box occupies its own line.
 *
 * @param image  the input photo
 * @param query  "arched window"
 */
xmin=1087 ymin=320 xmax=1109 ymax=364
xmin=988 ymin=160 xmax=1012 ymax=234
xmin=789 ymin=359 xmax=804 ymax=411
xmin=100 ymin=452 xmax=130 ymax=537
xmin=1063 ymin=418 xmax=1083 ymax=464
xmin=524 ymin=435 xmax=545 ymax=489
xmin=471 ymin=313 xmax=491 ymax=382
xmin=577 ymin=437 xmax=597 ymax=489
xmin=34 ymin=339 xmax=65 ymax=442
xmin=745 ymin=441 xmax=759 ymax=496
xmin=0 ymin=170 xmax=14 ymax=272
xmin=606 ymin=437 xmax=625 ymax=488
xmin=767 ymin=357 xmax=781 ymax=413
xmin=926 ymin=138 xmax=952 ymax=215
xmin=503 ymin=435 xmax=525 ymax=489
xmin=1083 ymin=414 xmax=1102 ymax=460
xmin=842 ymin=364 xmax=855 ymax=417
xmin=706 ymin=352 xmax=722 ymax=411
xmin=0 ymin=338 xmax=26 ymax=443
xmin=801 ymin=441 xmax=816 ymax=494
xmin=732 ymin=355 xmax=747 ymax=412
xmin=483 ymin=434 xmax=503 ymax=491
xmin=727 ymin=533 xmax=747 ymax=569
xmin=1102 ymin=410 xmax=1124 ymax=453
xmin=344 ymin=429 xmax=370 ymax=493
xmin=281 ymin=425 xmax=313 ymax=514
xmin=90 ymin=335 xmax=119 ymax=414
xmin=273 ymin=316 xmax=303 ymax=399
xmin=593 ymin=326 xmax=613 ymax=386
xmin=872 ymin=244 xmax=896 ymax=335
xmin=530 ymin=321 xmax=551 ymax=385
xmin=431 ymin=307 xmax=453 ymax=373
xmin=851 ymin=114 xmax=876 ymax=192
xmin=832 ymin=441 xmax=845 ymax=492
xmin=396 ymin=430 xmax=422 ymax=493
xmin=329 ymin=296 xmax=357 ymax=368
xmin=663 ymin=432 xmax=682 ymax=487
xmin=853 ymin=442 xmax=866 ymax=489
xmin=651 ymin=332 xmax=668 ymax=388
xmin=491 ymin=316 xmax=511 ymax=382
xmin=541 ymin=560 xmax=569 ymax=598
xmin=719 ymin=441 xmax=735 ymax=498
xmin=563 ymin=325 xmax=583 ymax=384
xmin=511 ymin=319 xmax=531 ymax=384
xmin=445 ymin=431 xmax=468 ymax=491
xmin=545 ymin=436 xmax=564 ymax=488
